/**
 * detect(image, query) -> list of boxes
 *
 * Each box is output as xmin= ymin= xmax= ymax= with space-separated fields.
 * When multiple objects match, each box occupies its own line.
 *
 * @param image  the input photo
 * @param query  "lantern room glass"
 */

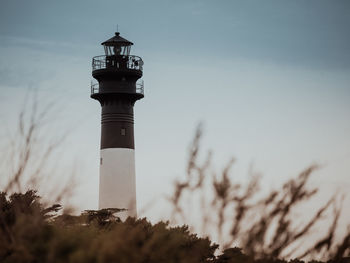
xmin=104 ymin=45 xmax=131 ymax=56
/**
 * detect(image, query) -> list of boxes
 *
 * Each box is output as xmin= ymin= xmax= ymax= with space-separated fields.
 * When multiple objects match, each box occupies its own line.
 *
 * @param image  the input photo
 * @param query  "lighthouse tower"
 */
xmin=91 ymin=32 xmax=144 ymax=218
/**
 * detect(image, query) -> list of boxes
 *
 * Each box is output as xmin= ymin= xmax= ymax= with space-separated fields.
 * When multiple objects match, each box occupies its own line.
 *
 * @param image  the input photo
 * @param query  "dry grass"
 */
xmin=1 ymin=95 xmax=74 ymax=205
xmin=169 ymin=125 xmax=350 ymax=261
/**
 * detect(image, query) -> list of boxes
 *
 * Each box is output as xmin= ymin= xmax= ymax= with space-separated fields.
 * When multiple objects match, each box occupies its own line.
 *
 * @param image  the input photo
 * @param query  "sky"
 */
xmin=0 ymin=0 xmax=350 ymax=227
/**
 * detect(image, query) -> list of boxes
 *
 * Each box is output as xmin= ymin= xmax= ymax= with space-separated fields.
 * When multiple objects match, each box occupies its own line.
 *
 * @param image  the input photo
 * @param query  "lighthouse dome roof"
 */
xmin=101 ymin=32 xmax=133 ymax=46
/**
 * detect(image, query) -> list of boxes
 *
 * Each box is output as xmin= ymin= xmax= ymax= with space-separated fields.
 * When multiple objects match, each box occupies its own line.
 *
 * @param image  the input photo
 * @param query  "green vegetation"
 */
xmin=0 ymin=190 xmax=217 ymax=263
xmin=0 ymin=190 xmax=349 ymax=262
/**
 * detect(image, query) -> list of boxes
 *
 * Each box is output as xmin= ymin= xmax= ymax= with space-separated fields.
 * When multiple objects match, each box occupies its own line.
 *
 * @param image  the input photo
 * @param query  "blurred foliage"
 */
xmin=0 ymin=190 xmax=218 ymax=263
xmin=169 ymin=125 xmax=350 ymax=262
xmin=1 ymin=93 xmax=73 ymax=204
xmin=0 ymin=190 xmax=349 ymax=262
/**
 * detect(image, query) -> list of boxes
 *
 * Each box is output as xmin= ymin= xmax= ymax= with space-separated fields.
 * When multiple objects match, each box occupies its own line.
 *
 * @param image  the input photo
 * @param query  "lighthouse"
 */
xmin=91 ymin=32 xmax=144 ymax=218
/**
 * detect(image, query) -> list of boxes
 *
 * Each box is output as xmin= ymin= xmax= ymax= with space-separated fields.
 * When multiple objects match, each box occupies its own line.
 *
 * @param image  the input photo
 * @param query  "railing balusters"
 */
xmin=90 ymin=80 xmax=144 ymax=95
xmin=91 ymin=56 xmax=144 ymax=95
xmin=92 ymin=55 xmax=143 ymax=71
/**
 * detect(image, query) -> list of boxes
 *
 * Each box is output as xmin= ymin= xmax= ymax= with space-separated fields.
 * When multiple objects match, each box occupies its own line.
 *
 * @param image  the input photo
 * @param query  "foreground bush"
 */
xmin=1 ymin=190 xmax=349 ymax=263
xmin=0 ymin=190 xmax=217 ymax=263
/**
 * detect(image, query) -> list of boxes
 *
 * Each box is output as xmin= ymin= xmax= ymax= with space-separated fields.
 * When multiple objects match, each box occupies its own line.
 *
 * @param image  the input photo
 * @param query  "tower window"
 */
xmin=121 ymin=128 xmax=126 ymax=136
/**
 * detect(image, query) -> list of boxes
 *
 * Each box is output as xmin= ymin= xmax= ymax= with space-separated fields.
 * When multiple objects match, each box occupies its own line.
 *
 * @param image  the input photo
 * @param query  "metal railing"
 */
xmin=136 ymin=79 xmax=144 ymax=95
xmin=90 ymin=80 xmax=144 ymax=95
xmin=91 ymin=81 xmax=99 ymax=94
xmin=92 ymin=55 xmax=143 ymax=71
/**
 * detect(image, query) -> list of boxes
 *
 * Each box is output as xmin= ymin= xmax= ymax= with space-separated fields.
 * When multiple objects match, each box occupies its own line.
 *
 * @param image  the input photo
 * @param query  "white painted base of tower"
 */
xmin=99 ymin=148 xmax=136 ymax=219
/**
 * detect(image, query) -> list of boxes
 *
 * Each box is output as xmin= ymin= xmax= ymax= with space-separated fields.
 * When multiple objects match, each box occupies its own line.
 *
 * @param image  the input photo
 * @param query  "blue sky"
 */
xmin=0 ymin=0 xmax=350 ymax=225
xmin=1 ymin=0 xmax=349 ymax=68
